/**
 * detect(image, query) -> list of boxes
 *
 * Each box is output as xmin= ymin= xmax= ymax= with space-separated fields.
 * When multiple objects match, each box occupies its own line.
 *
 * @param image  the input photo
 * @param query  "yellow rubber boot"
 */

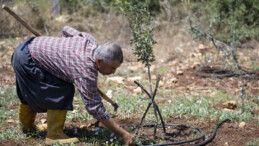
xmin=18 ymin=102 xmax=37 ymax=133
xmin=45 ymin=109 xmax=79 ymax=145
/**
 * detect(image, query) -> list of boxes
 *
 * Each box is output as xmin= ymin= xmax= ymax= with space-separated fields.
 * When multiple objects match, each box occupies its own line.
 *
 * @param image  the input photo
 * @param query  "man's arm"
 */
xmin=101 ymin=118 xmax=135 ymax=146
xmin=74 ymin=78 xmax=135 ymax=145
xmin=75 ymin=77 xmax=110 ymax=121
xmin=59 ymin=26 xmax=95 ymax=40
xmin=59 ymin=26 xmax=80 ymax=37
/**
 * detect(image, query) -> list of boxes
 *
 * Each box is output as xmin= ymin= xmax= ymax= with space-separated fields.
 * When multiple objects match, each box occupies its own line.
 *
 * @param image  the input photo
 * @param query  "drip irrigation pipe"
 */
xmin=195 ymin=72 xmax=258 ymax=79
xmin=195 ymin=68 xmax=258 ymax=79
xmin=119 ymin=119 xmax=230 ymax=146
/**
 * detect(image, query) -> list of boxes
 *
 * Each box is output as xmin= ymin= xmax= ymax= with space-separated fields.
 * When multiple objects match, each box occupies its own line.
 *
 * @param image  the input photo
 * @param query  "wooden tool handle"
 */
xmin=97 ymin=88 xmax=119 ymax=111
xmin=97 ymin=88 xmax=115 ymax=104
xmin=2 ymin=4 xmax=41 ymax=36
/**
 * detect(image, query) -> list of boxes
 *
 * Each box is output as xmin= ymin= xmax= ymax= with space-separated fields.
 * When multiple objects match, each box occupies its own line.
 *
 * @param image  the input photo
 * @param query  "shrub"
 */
xmin=189 ymin=0 xmax=259 ymax=46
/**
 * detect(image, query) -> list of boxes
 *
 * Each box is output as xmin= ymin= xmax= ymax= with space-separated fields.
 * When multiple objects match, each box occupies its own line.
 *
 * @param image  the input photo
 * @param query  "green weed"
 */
xmin=246 ymin=138 xmax=259 ymax=146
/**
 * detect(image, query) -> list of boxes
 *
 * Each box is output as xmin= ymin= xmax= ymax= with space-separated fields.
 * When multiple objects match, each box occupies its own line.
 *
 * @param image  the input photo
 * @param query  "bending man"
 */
xmin=11 ymin=26 xmax=134 ymax=145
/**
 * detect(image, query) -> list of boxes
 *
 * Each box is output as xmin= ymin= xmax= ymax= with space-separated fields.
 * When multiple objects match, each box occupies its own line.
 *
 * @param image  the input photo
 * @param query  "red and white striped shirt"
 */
xmin=28 ymin=26 xmax=110 ymax=121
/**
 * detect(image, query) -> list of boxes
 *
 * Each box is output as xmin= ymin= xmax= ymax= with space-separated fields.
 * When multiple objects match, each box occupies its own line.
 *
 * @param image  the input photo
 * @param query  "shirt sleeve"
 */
xmin=74 ymin=77 xmax=110 ymax=121
xmin=59 ymin=26 xmax=80 ymax=37
xmin=59 ymin=26 xmax=96 ymax=42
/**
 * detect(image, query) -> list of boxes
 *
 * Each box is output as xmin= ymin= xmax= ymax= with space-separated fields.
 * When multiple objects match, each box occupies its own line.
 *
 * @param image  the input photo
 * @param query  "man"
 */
xmin=11 ymin=26 xmax=134 ymax=145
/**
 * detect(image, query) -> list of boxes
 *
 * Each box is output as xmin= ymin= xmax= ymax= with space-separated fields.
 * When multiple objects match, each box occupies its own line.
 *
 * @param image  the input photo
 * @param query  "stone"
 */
xmin=224 ymin=142 xmax=229 ymax=146
xmin=128 ymin=66 xmax=139 ymax=72
xmin=55 ymin=15 xmax=69 ymax=22
xmin=223 ymin=108 xmax=234 ymax=112
xmin=127 ymin=76 xmax=142 ymax=82
xmin=40 ymin=119 xmax=47 ymax=124
xmin=151 ymin=75 xmax=156 ymax=80
xmin=167 ymin=78 xmax=178 ymax=84
xmin=176 ymin=70 xmax=184 ymax=75
xmin=80 ymin=124 xmax=88 ymax=129
xmin=7 ymin=50 xmax=13 ymax=56
xmin=250 ymin=108 xmax=259 ymax=115
xmin=150 ymin=65 xmax=156 ymax=72
xmin=171 ymin=60 xmax=179 ymax=66
xmin=190 ymin=53 xmax=196 ymax=58
xmin=145 ymin=65 xmax=156 ymax=72
xmin=181 ymin=65 xmax=188 ymax=70
xmin=159 ymin=81 xmax=164 ymax=87
xmin=198 ymin=44 xmax=207 ymax=52
xmin=223 ymin=101 xmax=237 ymax=109
xmin=239 ymin=122 xmax=246 ymax=128
xmin=106 ymin=90 xmax=113 ymax=98
xmin=107 ymin=76 xmax=125 ymax=84
xmin=191 ymin=62 xmax=200 ymax=69
xmin=6 ymin=119 xmax=14 ymax=123
xmin=133 ymin=87 xmax=142 ymax=95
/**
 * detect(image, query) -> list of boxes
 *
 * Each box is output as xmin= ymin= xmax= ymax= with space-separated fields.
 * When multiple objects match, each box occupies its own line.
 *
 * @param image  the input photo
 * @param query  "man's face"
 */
xmin=96 ymin=58 xmax=121 ymax=75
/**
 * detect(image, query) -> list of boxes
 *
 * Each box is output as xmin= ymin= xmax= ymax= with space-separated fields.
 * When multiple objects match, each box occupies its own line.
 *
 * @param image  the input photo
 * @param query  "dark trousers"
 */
xmin=11 ymin=37 xmax=74 ymax=112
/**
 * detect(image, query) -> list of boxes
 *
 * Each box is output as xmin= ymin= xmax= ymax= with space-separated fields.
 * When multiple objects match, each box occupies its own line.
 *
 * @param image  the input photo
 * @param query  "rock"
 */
xmin=3 ymin=55 xmax=8 ymax=60
xmin=151 ymin=75 xmax=156 ymax=80
xmin=176 ymin=70 xmax=184 ymax=75
xmin=171 ymin=60 xmax=179 ymax=66
xmin=127 ymin=76 xmax=142 ymax=82
xmin=80 ymin=124 xmax=88 ymax=129
xmin=40 ymin=119 xmax=47 ymax=124
xmin=175 ymin=47 xmax=183 ymax=52
xmin=198 ymin=44 xmax=207 ymax=53
xmin=159 ymin=81 xmax=164 ymax=87
xmin=55 ymin=15 xmax=69 ymax=22
xmin=160 ymin=59 xmax=165 ymax=63
xmin=186 ymin=87 xmax=193 ymax=91
xmin=239 ymin=122 xmax=246 ymax=128
xmin=223 ymin=101 xmax=237 ymax=109
xmin=72 ymin=110 xmax=77 ymax=113
xmin=133 ymin=87 xmax=142 ymax=95
xmin=250 ymin=108 xmax=259 ymax=115
xmin=7 ymin=50 xmax=13 ymax=56
xmin=170 ymin=67 xmax=176 ymax=73
xmin=223 ymin=108 xmax=234 ymax=112
xmin=167 ymin=78 xmax=178 ymax=84
xmin=224 ymin=142 xmax=229 ymax=146
xmin=150 ymin=65 xmax=156 ymax=72
xmin=6 ymin=119 xmax=14 ymax=123
xmin=181 ymin=65 xmax=188 ymax=70
xmin=107 ymin=76 xmax=124 ymax=84
xmin=190 ymin=53 xmax=196 ymax=58
xmin=216 ymin=82 xmax=221 ymax=87
xmin=145 ymin=65 xmax=156 ymax=72
xmin=106 ymin=90 xmax=113 ymax=98
xmin=128 ymin=66 xmax=139 ymax=72
xmin=191 ymin=62 xmax=200 ymax=69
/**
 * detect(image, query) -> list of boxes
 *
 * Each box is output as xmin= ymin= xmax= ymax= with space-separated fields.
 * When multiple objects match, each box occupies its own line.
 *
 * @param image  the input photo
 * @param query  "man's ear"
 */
xmin=96 ymin=58 xmax=103 ymax=68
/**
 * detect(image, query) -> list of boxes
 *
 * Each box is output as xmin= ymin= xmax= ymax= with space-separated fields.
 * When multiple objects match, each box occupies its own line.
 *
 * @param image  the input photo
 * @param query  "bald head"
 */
xmin=94 ymin=42 xmax=123 ymax=65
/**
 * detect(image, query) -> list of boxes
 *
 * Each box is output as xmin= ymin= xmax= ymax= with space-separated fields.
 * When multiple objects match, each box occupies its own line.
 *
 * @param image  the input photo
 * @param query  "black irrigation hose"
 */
xmin=195 ymin=68 xmax=258 ymax=79
xmin=195 ymin=72 xmax=258 ymax=79
xmin=195 ymin=119 xmax=231 ymax=146
xmin=120 ymin=119 xmax=230 ymax=146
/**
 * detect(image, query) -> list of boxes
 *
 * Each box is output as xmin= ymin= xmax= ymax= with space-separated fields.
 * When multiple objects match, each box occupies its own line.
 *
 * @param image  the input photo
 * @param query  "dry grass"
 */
xmin=0 ymin=1 xmax=258 ymax=67
xmin=0 ymin=1 xmax=201 ymax=63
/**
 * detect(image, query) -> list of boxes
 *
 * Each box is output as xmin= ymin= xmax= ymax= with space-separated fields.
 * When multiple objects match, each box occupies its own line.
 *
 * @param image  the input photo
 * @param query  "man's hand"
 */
xmin=122 ymin=133 xmax=135 ymax=146
xmin=101 ymin=118 xmax=135 ymax=146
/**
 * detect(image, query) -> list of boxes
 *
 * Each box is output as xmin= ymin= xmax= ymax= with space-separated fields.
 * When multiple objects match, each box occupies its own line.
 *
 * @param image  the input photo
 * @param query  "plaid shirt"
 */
xmin=28 ymin=26 xmax=110 ymax=121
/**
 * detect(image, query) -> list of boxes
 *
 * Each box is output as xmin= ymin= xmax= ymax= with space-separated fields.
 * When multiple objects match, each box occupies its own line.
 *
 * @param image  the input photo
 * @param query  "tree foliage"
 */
xmin=116 ymin=0 xmax=156 ymax=65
